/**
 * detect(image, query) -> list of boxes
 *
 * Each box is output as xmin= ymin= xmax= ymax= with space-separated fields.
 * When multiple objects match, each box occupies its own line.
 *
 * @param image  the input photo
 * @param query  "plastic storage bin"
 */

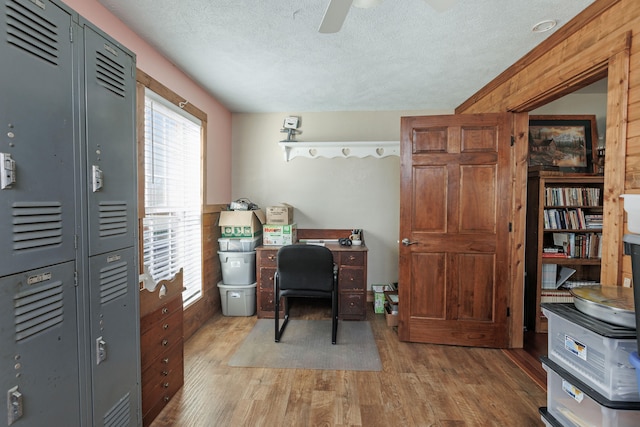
xmin=218 ymin=282 xmax=256 ymax=316
xmin=218 ymin=251 xmax=256 ymax=285
xmin=218 ymin=236 xmax=262 ymax=252
xmin=542 ymin=357 xmax=640 ymax=427
xmin=543 ymin=303 xmax=639 ymax=401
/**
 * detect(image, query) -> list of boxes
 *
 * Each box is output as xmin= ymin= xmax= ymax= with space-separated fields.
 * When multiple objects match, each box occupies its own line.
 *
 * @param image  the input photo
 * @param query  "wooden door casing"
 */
xmin=399 ymin=113 xmax=512 ymax=348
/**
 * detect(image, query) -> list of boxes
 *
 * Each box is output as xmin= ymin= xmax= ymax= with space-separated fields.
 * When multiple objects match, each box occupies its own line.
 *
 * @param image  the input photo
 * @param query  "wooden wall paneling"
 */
xmin=508 ymin=112 xmax=529 ymax=348
xmin=601 ymin=48 xmax=630 ymax=286
xmin=183 ymin=210 xmax=223 ymax=341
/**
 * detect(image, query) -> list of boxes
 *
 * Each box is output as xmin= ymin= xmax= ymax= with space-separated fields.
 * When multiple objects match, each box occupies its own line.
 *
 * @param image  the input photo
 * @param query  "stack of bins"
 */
xmin=217 ymin=235 xmax=261 ymax=316
xmin=539 ymin=303 xmax=640 ymax=426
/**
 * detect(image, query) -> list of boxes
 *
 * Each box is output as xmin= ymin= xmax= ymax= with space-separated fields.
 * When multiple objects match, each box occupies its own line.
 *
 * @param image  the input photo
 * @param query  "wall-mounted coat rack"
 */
xmin=278 ymin=140 xmax=399 ymax=162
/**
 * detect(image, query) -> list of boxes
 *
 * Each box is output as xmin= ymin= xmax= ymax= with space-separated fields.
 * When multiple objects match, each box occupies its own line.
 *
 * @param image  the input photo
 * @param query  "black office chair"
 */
xmin=274 ymin=244 xmax=338 ymax=344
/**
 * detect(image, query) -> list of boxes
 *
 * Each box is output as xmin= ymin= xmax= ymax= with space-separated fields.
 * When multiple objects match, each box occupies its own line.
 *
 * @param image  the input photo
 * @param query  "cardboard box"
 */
xmin=219 ymin=209 xmax=266 ymax=238
xmin=266 ymin=203 xmax=294 ymax=225
xmin=372 ymin=284 xmax=394 ymax=314
xmin=263 ymin=223 xmax=297 ymax=246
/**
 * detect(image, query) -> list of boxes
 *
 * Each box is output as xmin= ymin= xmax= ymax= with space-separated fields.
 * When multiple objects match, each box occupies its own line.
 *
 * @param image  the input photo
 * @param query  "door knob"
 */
xmin=401 ymin=238 xmax=418 ymax=246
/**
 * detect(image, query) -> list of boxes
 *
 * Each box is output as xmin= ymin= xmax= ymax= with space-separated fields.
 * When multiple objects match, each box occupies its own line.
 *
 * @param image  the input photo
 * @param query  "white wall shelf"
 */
xmin=278 ymin=140 xmax=400 ymax=161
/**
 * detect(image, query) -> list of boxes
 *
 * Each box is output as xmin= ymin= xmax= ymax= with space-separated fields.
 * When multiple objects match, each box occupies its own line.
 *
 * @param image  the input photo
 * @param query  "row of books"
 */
xmin=542 ymin=232 xmax=602 ymax=259
xmin=543 ymin=208 xmax=602 ymax=230
xmin=540 ymin=289 xmax=574 ymax=305
xmin=544 ymin=186 xmax=601 ymax=207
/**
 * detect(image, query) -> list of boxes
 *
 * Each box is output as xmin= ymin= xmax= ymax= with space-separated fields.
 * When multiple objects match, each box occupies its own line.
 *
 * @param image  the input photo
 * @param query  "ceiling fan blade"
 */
xmin=424 ymin=0 xmax=456 ymax=13
xmin=319 ymin=0 xmax=354 ymax=34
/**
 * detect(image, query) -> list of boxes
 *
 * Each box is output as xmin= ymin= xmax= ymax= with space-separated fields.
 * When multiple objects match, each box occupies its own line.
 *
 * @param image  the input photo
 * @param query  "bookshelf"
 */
xmin=525 ymin=171 xmax=604 ymax=333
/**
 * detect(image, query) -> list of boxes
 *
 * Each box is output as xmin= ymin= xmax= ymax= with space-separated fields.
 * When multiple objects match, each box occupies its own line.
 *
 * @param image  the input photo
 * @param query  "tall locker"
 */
xmin=1 ymin=1 xmax=141 ymax=426
xmin=79 ymin=20 xmax=140 ymax=426
xmin=0 ymin=0 xmax=77 ymax=278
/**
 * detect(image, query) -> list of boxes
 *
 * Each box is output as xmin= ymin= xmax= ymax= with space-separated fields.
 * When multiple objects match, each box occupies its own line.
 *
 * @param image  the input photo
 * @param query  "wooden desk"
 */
xmin=255 ymin=229 xmax=368 ymax=320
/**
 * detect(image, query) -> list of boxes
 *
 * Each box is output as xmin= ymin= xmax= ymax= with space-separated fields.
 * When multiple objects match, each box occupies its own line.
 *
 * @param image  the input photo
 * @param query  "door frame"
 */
xmin=457 ymin=29 xmax=630 ymax=348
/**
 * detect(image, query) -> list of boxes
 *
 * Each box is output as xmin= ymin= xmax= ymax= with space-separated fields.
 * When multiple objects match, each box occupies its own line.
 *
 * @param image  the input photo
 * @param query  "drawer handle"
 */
xmin=162 ymin=358 xmax=170 ymax=364
xmin=163 ymin=323 xmax=169 ymax=330
xmin=163 ymin=382 xmax=169 ymax=388
xmin=162 ymin=370 xmax=169 ymax=376
xmin=162 ymin=307 xmax=169 ymax=314
xmin=349 ymin=256 xmax=356 ymax=261
xmin=162 ymin=339 xmax=169 ymax=346
xmin=268 ymin=254 xmax=276 ymax=260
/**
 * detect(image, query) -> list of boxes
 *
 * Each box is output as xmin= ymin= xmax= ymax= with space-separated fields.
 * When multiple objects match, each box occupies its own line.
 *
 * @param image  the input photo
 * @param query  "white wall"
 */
xmin=231 ymin=110 xmax=450 ymax=289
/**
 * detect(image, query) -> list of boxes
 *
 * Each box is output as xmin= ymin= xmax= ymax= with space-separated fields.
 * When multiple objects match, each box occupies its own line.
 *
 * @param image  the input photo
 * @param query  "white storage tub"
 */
xmin=218 ymin=235 xmax=262 ymax=252
xmin=218 ymin=251 xmax=256 ymax=285
xmin=218 ymin=282 xmax=256 ymax=316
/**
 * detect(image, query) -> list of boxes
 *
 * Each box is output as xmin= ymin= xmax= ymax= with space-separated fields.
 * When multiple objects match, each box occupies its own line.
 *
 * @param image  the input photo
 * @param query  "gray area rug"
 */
xmin=228 ymin=319 xmax=382 ymax=371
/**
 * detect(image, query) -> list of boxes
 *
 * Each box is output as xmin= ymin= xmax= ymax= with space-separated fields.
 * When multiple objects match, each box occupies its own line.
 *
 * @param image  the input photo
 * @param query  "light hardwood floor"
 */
xmin=150 ymin=300 xmax=546 ymax=426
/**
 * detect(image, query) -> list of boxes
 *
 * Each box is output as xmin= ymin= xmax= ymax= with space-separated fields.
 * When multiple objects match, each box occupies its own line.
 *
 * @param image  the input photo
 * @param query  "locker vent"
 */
xmin=6 ymin=0 xmax=59 ymax=65
xmin=100 ymin=259 xmax=128 ymax=305
xmin=14 ymin=279 xmax=63 ymax=342
xmin=103 ymin=392 xmax=131 ymax=427
xmin=12 ymin=202 xmax=63 ymax=251
xmin=99 ymin=201 xmax=128 ymax=238
xmin=96 ymin=51 xmax=126 ymax=98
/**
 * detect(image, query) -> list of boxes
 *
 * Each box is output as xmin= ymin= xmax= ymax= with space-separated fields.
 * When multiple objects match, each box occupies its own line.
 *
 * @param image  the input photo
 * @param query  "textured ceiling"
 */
xmin=98 ymin=0 xmax=596 ymax=113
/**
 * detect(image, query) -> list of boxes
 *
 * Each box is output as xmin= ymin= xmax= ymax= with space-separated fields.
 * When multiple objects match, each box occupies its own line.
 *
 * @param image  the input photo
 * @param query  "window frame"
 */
xmin=136 ymin=70 xmax=208 ymax=308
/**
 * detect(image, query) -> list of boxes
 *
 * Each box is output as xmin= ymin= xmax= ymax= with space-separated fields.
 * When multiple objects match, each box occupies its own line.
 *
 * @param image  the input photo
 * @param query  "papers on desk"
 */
xmin=299 ymin=239 xmax=340 ymax=246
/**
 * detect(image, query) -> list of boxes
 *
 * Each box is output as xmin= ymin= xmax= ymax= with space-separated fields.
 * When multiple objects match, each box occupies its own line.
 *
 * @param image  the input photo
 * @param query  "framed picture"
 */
xmin=528 ymin=115 xmax=598 ymax=173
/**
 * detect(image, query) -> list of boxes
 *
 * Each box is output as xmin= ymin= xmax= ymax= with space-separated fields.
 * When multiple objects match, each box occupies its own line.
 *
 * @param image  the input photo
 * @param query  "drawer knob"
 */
xmin=162 ymin=339 xmax=169 ymax=346
xmin=162 ymin=307 xmax=169 ymax=314
xmin=162 ymin=370 xmax=169 ymax=376
xmin=164 ymin=396 xmax=170 ymax=402
xmin=163 ymin=323 xmax=169 ymax=330
xmin=163 ymin=382 xmax=169 ymax=388
xmin=268 ymin=254 xmax=275 ymax=260
xmin=162 ymin=358 xmax=169 ymax=364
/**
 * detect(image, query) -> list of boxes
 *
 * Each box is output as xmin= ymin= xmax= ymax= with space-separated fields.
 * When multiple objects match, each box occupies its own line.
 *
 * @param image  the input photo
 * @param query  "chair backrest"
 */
xmin=277 ymin=244 xmax=335 ymax=292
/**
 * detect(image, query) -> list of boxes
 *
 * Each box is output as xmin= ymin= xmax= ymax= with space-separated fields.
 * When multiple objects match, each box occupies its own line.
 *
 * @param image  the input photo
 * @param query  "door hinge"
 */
xmin=510 ymin=135 xmax=515 ymax=146
xmin=507 ymin=307 xmax=511 ymax=317
xmin=508 ymin=222 xmax=512 ymax=232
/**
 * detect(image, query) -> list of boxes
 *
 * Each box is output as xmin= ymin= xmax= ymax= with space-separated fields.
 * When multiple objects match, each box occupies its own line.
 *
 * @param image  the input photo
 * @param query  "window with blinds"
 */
xmin=143 ymin=90 xmax=203 ymax=306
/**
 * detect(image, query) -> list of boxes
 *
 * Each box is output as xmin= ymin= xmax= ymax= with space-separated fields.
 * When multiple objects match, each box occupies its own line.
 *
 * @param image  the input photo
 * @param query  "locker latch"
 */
xmin=7 ymin=386 xmax=23 ymax=425
xmin=96 ymin=337 xmax=107 ymax=365
xmin=1 ymin=153 xmax=16 ymax=190
xmin=92 ymin=165 xmax=103 ymax=192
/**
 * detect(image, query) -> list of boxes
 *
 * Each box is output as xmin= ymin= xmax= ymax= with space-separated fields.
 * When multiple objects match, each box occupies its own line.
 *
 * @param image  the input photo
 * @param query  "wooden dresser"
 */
xmin=139 ymin=270 xmax=184 ymax=427
xmin=256 ymin=229 xmax=368 ymax=320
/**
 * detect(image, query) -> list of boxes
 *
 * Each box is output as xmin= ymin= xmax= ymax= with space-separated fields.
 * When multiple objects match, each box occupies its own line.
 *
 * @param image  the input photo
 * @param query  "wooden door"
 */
xmin=398 ymin=113 xmax=512 ymax=348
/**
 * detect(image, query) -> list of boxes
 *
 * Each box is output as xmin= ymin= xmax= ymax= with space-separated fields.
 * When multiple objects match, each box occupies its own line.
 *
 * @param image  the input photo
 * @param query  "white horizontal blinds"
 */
xmin=143 ymin=90 xmax=203 ymax=306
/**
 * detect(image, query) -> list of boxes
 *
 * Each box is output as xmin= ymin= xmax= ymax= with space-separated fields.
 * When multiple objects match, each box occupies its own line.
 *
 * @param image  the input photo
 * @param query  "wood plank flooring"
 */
xmin=150 ymin=301 xmax=546 ymax=426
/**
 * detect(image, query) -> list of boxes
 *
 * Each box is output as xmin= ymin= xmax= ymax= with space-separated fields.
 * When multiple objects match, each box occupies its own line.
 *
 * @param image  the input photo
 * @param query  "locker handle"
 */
xmin=1 ymin=153 xmax=16 ymax=190
xmin=92 ymin=165 xmax=103 ymax=192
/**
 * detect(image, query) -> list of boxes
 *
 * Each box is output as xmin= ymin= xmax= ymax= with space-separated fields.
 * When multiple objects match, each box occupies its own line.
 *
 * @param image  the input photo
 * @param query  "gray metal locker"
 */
xmin=88 ymin=247 xmax=140 ymax=427
xmin=0 ymin=0 xmax=78 ymax=277
xmin=82 ymin=22 xmax=137 ymax=257
xmin=0 ymin=261 xmax=81 ymax=426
